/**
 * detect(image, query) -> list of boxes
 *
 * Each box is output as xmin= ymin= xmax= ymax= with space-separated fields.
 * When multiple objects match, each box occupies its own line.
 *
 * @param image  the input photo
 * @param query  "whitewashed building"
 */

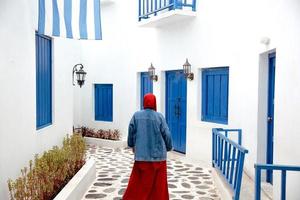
xmin=1 ymin=0 xmax=300 ymax=199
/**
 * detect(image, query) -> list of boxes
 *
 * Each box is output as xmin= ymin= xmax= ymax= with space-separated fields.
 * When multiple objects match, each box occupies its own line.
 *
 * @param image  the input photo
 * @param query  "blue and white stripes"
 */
xmin=38 ymin=0 xmax=102 ymax=40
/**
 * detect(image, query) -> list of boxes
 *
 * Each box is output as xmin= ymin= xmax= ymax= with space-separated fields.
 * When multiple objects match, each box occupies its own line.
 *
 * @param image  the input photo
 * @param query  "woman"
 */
xmin=123 ymin=93 xmax=173 ymax=200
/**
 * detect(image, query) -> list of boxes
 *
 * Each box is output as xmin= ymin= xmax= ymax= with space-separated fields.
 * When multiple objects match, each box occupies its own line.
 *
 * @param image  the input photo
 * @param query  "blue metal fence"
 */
xmin=254 ymin=164 xmax=300 ymax=200
xmin=212 ymin=128 xmax=248 ymax=200
xmin=138 ymin=0 xmax=196 ymax=21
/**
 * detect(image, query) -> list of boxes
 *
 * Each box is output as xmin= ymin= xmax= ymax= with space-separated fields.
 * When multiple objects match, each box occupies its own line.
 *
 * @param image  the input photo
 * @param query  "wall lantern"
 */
xmin=148 ymin=63 xmax=158 ymax=82
xmin=72 ymin=64 xmax=87 ymax=88
xmin=183 ymin=58 xmax=194 ymax=80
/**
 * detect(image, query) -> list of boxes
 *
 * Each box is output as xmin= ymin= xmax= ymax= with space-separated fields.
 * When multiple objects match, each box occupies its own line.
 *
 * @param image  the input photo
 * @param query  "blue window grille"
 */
xmin=255 ymin=164 xmax=300 ymax=200
xmin=36 ymin=33 xmax=52 ymax=130
xmin=140 ymin=72 xmax=153 ymax=109
xmin=138 ymin=0 xmax=197 ymax=21
xmin=212 ymin=128 xmax=248 ymax=200
xmin=202 ymin=67 xmax=229 ymax=124
xmin=95 ymin=84 xmax=113 ymax=122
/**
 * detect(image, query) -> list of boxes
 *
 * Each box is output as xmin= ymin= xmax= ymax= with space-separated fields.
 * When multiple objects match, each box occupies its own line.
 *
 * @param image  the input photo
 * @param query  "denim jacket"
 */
xmin=127 ymin=109 xmax=173 ymax=161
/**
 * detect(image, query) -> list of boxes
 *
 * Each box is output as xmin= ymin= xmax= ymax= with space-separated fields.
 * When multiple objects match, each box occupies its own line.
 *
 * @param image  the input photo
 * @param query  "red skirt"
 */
xmin=123 ymin=161 xmax=169 ymax=200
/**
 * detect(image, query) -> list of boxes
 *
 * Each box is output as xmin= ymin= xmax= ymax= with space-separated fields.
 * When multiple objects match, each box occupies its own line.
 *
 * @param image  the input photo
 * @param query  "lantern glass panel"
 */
xmin=80 ymin=73 xmax=84 ymax=81
xmin=183 ymin=65 xmax=187 ymax=74
xmin=187 ymin=65 xmax=190 ymax=74
xmin=148 ymin=68 xmax=154 ymax=76
xmin=76 ymin=72 xmax=80 ymax=81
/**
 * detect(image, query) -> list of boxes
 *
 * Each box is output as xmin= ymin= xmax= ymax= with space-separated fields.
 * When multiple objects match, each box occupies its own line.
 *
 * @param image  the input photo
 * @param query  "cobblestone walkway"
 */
xmin=82 ymin=145 xmax=221 ymax=200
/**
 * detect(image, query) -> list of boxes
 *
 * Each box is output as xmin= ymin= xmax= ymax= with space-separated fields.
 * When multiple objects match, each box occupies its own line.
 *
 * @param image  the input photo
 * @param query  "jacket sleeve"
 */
xmin=127 ymin=115 xmax=136 ymax=148
xmin=160 ymin=115 xmax=173 ymax=151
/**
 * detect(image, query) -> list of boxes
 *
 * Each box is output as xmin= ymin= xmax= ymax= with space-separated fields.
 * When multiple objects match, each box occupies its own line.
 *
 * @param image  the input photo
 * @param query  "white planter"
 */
xmin=84 ymin=137 xmax=127 ymax=148
xmin=54 ymin=159 xmax=96 ymax=200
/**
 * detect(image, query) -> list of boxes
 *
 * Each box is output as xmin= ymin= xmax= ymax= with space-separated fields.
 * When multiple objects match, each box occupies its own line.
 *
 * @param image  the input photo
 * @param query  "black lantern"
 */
xmin=73 ymin=64 xmax=87 ymax=87
xmin=183 ymin=58 xmax=194 ymax=80
xmin=148 ymin=63 xmax=158 ymax=81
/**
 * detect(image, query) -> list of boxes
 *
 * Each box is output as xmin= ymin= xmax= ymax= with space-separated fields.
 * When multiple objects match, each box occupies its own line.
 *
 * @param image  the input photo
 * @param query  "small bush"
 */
xmin=81 ymin=126 xmax=121 ymax=141
xmin=7 ymin=134 xmax=86 ymax=200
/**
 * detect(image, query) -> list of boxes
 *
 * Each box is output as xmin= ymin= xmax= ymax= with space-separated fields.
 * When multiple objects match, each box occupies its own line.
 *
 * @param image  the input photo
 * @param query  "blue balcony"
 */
xmin=138 ymin=0 xmax=196 ymax=26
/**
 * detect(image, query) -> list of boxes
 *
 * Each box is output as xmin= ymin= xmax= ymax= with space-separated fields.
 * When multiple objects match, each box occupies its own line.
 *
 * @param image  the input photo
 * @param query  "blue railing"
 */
xmin=212 ymin=128 xmax=249 ymax=200
xmin=254 ymin=164 xmax=300 ymax=200
xmin=138 ymin=0 xmax=196 ymax=21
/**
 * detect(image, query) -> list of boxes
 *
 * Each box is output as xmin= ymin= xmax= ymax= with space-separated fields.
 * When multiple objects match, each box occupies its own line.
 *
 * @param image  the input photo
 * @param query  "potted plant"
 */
xmin=79 ymin=126 xmax=127 ymax=148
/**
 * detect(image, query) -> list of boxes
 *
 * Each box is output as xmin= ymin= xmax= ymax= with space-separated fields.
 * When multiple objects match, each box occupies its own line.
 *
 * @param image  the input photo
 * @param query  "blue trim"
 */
xmin=202 ymin=67 xmax=229 ymax=124
xmin=254 ymin=164 xmax=300 ymax=200
xmin=192 ymin=0 xmax=196 ymax=11
xmin=255 ymin=164 xmax=300 ymax=171
xmin=52 ymin=0 xmax=60 ymax=36
xmin=36 ymin=122 xmax=52 ymax=130
xmin=140 ymin=72 xmax=153 ymax=109
xmin=79 ymin=0 xmax=88 ymax=39
xmin=64 ymin=0 xmax=73 ymax=38
xmin=138 ymin=0 xmax=196 ymax=21
xmin=269 ymin=52 xmax=276 ymax=58
xmin=94 ymin=0 xmax=102 ymax=40
xmin=95 ymin=84 xmax=113 ymax=122
xmin=38 ymin=0 xmax=45 ymax=34
xmin=266 ymin=53 xmax=276 ymax=184
xmin=36 ymin=33 xmax=52 ymax=130
xmin=165 ymin=70 xmax=187 ymax=154
xmin=212 ymin=128 xmax=248 ymax=200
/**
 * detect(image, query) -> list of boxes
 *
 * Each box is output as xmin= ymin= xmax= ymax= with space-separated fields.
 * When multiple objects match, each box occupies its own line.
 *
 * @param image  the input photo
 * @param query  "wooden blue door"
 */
xmin=166 ymin=70 xmax=187 ymax=153
xmin=266 ymin=53 xmax=276 ymax=184
xmin=141 ymin=72 xmax=153 ymax=109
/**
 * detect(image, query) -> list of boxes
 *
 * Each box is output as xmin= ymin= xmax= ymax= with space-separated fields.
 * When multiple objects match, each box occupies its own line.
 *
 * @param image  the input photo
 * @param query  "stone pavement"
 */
xmin=82 ymin=145 xmax=221 ymax=200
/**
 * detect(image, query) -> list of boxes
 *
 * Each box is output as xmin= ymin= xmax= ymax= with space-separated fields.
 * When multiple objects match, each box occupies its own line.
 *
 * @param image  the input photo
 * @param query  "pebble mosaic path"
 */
xmin=82 ymin=145 xmax=221 ymax=200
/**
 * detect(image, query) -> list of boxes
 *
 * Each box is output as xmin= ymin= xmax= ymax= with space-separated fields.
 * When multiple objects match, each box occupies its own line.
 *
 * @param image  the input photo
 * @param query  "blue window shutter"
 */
xmin=95 ymin=84 xmax=113 ymax=121
xmin=36 ymin=33 xmax=52 ymax=129
xmin=202 ymin=67 xmax=229 ymax=124
xmin=140 ymin=72 xmax=153 ymax=109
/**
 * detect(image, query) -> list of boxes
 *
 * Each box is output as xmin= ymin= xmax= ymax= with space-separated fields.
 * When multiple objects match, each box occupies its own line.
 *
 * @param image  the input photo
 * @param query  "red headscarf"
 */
xmin=143 ymin=93 xmax=157 ymax=111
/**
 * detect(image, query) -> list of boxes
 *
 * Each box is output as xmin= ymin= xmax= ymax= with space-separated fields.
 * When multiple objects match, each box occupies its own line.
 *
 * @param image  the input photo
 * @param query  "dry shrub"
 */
xmin=7 ymin=134 xmax=86 ymax=200
xmin=80 ymin=126 xmax=121 ymax=141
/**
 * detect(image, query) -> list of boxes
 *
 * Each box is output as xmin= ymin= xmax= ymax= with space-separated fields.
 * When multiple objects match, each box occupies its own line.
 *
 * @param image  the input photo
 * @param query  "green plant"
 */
xmin=7 ymin=134 xmax=86 ymax=200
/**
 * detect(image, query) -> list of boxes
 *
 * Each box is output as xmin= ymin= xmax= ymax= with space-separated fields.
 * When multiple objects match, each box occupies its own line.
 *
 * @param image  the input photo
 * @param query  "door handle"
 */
xmin=177 ymin=104 xmax=181 ymax=117
xmin=175 ymin=103 xmax=181 ymax=118
xmin=174 ymin=104 xmax=179 ymax=117
xmin=267 ymin=117 xmax=273 ymax=122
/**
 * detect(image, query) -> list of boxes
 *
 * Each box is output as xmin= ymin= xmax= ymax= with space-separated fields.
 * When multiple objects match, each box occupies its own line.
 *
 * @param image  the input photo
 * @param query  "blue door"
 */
xmin=141 ymin=72 xmax=153 ymax=109
xmin=266 ymin=53 xmax=276 ymax=184
xmin=166 ymin=70 xmax=187 ymax=153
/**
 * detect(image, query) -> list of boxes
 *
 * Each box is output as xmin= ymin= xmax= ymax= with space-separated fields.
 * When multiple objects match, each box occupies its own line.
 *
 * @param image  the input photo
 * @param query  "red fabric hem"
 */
xmin=123 ymin=161 xmax=169 ymax=200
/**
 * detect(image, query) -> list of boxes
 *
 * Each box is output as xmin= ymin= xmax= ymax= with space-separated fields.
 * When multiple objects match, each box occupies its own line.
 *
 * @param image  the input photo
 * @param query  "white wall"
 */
xmin=273 ymin=0 xmax=300 ymax=199
xmin=75 ymin=0 xmax=300 ymax=199
xmin=6 ymin=0 xmax=300 ymax=199
xmin=73 ymin=0 xmax=158 ymax=137
xmin=0 ymin=0 xmax=80 ymax=199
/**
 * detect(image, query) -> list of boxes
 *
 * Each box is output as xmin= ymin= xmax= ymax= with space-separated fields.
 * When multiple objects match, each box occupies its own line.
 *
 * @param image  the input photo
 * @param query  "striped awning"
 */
xmin=38 ymin=0 xmax=102 ymax=40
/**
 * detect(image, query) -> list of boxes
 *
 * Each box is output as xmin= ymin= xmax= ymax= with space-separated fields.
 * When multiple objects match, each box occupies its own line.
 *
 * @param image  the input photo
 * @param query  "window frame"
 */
xmin=140 ymin=72 xmax=153 ymax=109
xmin=36 ymin=32 xmax=53 ymax=130
xmin=94 ymin=84 xmax=113 ymax=122
xmin=201 ymin=67 xmax=229 ymax=124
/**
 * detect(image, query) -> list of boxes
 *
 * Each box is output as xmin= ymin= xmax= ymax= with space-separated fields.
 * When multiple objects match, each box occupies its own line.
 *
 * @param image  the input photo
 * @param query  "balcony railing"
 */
xmin=254 ymin=164 xmax=300 ymax=200
xmin=138 ymin=0 xmax=196 ymax=21
xmin=212 ymin=128 xmax=249 ymax=200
